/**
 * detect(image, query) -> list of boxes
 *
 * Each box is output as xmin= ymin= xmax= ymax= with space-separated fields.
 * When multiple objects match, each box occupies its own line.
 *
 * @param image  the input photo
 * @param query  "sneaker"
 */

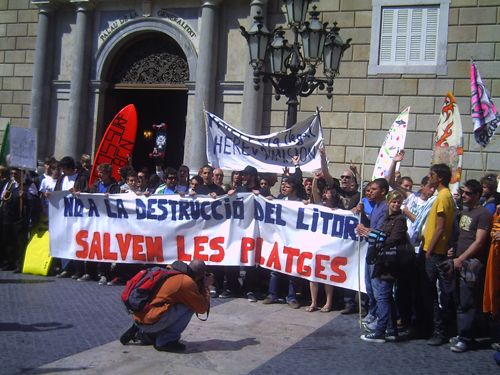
xmin=385 ymin=331 xmax=399 ymax=342
xmin=71 ymin=273 xmax=82 ymax=280
xmin=262 ymin=296 xmax=277 ymax=305
xmin=491 ymin=342 xmax=500 ymax=351
xmin=209 ymin=285 xmax=218 ymax=298
xmin=246 ymin=292 xmax=258 ymax=302
xmin=360 ymin=332 xmax=386 ymax=343
xmin=154 ymin=340 xmax=186 ymax=352
xmin=427 ymin=333 xmax=446 ymax=346
xmin=119 ymin=324 xmax=139 ymax=345
xmin=98 ymin=276 xmax=107 ymax=285
xmin=107 ymin=277 xmax=124 ymax=286
xmin=219 ymin=290 xmax=234 ymax=299
xmin=287 ymin=300 xmax=300 ymax=309
xmin=77 ymin=273 xmax=92 ymax=282
xmin=56 ymin=270 xmax=71 ymax=278
xmin=363 ymin=319 xmax=378 ymax=333
xmin=450 ymin=340 xmax=468 ymax=353
xmin=449 ymin=336 xmax=459 ymax=345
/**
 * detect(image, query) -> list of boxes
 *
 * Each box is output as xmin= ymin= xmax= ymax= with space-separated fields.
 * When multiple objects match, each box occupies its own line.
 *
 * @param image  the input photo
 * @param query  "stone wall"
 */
xmin=0 ymin=0 xmax=36 ymax=144
xmin=0 ymin=0 xmax=498 ymax=183
xmin=262 ymin=0 xmax=500 ymax=183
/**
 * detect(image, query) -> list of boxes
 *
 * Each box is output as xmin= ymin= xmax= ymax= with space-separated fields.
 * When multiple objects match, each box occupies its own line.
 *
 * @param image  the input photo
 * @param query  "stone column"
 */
xmin=28 ymin=2 xmax=55 ymax=158
xmin=65 ymin=1 xmax=94 ymax=159
xmin=183 ymin=0 xmax=222 ymax=170
xmin=240 ymin=0 xmax=268 ymax=135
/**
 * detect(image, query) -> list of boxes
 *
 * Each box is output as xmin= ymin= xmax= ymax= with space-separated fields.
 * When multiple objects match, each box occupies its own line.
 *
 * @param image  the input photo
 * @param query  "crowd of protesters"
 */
xmin=0 ymin=150 xmax=499 ymax=359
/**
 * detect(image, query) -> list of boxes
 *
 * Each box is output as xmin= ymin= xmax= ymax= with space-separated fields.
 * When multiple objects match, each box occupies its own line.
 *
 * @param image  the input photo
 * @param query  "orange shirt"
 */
xmin=484 ymin=213 xmax=500 ymax=317
xmin=134 ymin=274 xmax=210 ymax=325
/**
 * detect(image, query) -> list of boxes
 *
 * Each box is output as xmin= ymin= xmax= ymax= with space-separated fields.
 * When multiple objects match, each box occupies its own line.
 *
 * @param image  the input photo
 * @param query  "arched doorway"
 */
xmin=103 ymin=32 xmax=189 ymax=172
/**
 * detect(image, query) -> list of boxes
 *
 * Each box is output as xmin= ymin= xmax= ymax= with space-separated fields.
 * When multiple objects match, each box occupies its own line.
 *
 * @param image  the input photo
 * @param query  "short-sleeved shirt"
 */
xmin=422 ymin=187 xmax=455 ymax=255
xmin=456 ymin=205 xmax=492 ymax=261
xmin=60 ymin=174 xmax=77 ymax=191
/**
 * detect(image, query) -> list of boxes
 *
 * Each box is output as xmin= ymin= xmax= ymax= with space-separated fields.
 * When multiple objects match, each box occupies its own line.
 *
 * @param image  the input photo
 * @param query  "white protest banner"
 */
xmin=205 ymin=111 xmax=323 ymax=173
xmin=8 ymin=127 xmax=37 ymax=170
xmin=48 ymin=192 xmax=366 ymax=292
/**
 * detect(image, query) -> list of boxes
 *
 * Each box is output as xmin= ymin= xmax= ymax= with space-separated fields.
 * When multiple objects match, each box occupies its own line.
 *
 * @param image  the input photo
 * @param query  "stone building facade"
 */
xmin=0 ymin=0 xmax=498 ymax=182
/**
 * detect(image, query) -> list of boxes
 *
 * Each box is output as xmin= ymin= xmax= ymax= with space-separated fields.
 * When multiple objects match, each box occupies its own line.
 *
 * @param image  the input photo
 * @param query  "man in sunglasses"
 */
xmin=154 ymin=167 xmax=179 ymax=195
xmin=448 ymin=179 xmax=492 ymax=353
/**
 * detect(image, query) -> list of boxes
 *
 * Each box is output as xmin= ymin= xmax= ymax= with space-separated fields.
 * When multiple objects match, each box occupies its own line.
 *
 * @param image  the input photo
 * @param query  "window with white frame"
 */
xmin=369 ymin=0 xmax=449 ymax=75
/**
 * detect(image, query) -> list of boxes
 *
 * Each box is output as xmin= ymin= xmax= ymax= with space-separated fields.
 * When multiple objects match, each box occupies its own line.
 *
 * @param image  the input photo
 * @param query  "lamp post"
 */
xmin=241 ymin=0 xmax=351 ymax=129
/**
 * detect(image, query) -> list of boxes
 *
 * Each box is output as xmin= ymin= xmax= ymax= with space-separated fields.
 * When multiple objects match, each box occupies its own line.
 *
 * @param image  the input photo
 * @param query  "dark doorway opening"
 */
xmin=103 ymin=89 xmax=188 ymax=173
xmin=100 ymin=31 xmax=190 ymax=174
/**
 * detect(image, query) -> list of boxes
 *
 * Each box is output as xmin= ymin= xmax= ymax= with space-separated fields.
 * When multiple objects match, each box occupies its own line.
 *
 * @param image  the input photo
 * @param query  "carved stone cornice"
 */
xmin=111 ymin=40 xmax=189 ymax=85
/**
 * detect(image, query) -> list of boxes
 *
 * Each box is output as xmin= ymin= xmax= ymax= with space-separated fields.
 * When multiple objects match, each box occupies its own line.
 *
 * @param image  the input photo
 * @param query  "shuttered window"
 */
xmin=368 ymin=0 xmax=449 ymax=75
xmin=379 ymin=6 xmax=439 ymax=66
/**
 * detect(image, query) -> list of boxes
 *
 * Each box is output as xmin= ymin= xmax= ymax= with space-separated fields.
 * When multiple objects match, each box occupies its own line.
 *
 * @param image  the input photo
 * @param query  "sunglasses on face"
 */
xmin=340 ymin=175 xmax=351 ymax=180
xmin=462 ymin=190 xmax=474 ymax=196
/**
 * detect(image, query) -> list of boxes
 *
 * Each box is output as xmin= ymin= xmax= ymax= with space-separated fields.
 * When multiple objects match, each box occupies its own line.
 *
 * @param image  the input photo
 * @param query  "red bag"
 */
xmin=121 ymin=266 xmax=181 ymax=314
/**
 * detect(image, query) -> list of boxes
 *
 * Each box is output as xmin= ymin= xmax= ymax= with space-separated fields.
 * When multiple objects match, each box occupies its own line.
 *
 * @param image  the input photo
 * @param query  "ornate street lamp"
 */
xmin=241 ymin=1 xmax=351 ymax=129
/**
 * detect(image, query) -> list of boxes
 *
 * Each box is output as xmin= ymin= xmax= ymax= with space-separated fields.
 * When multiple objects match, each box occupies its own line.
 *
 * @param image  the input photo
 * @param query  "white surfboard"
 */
xmin=372 ymin=107 xmax=410 ymax=180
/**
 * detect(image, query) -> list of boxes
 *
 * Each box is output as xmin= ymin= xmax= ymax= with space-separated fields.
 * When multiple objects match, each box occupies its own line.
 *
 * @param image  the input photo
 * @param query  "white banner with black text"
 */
xmin=205 ymin=111 xmax=324 ymax=173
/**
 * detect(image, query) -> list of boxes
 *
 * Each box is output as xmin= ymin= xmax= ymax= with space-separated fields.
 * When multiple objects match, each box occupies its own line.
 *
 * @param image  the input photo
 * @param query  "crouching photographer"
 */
xmin=120 ymin=259 xmax=214 ymax=352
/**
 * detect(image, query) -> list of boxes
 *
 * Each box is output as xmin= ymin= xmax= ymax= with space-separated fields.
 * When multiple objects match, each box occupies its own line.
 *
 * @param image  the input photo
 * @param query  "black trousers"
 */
xmin=454 ymin=261 xmax=485 ymax=341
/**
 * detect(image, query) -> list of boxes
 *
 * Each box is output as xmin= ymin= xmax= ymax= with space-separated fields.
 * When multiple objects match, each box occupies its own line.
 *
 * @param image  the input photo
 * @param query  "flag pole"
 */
xmin=357 ymin=113 xmax=367 ymax=327
xmin=471 ymin=58 xmax=486 ymax=172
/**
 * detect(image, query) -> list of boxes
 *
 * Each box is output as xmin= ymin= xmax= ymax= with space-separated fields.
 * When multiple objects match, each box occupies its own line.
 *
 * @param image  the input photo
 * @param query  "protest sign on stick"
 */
xmin=8 ymin=126 xmax=37 ymax=170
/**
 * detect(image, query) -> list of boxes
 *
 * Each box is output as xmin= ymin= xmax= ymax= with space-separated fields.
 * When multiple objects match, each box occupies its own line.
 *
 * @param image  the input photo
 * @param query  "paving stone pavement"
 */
xmin=1 ymin=270 xmax=498 ymax=375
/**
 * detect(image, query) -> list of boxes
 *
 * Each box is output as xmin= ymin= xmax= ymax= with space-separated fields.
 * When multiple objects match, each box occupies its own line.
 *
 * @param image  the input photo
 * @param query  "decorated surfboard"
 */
xmin=89 ymin=104 xmax=138 ymax=186
xmin=372 ymin=107 xmax=410 ymax=180
xmin=22 ymin=219 xmax=52 ymax=276
xmin=432 ymin=92 xmax=463 ymax=195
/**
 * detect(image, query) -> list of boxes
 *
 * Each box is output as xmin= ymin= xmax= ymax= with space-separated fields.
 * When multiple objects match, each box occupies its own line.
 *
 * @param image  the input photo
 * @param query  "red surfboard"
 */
xmin=89 ymin=104 xmax=138 ymax=186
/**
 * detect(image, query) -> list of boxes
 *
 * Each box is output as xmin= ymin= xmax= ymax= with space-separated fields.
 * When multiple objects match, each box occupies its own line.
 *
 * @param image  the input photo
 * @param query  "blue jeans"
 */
xmin=268 ymin=271 xmax=297 ymax=302
xmin=365 ymin=262 xmax=379 ymax=317
xmin=373 ymin=277 xmax=397 ymax=336
xmin=138 ymin=304 xmax=194 ymax=346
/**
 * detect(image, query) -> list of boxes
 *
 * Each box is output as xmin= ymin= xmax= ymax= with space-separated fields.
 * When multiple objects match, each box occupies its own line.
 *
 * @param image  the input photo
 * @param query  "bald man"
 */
xmin=121 ymin=260 xmax=213 ymax=352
